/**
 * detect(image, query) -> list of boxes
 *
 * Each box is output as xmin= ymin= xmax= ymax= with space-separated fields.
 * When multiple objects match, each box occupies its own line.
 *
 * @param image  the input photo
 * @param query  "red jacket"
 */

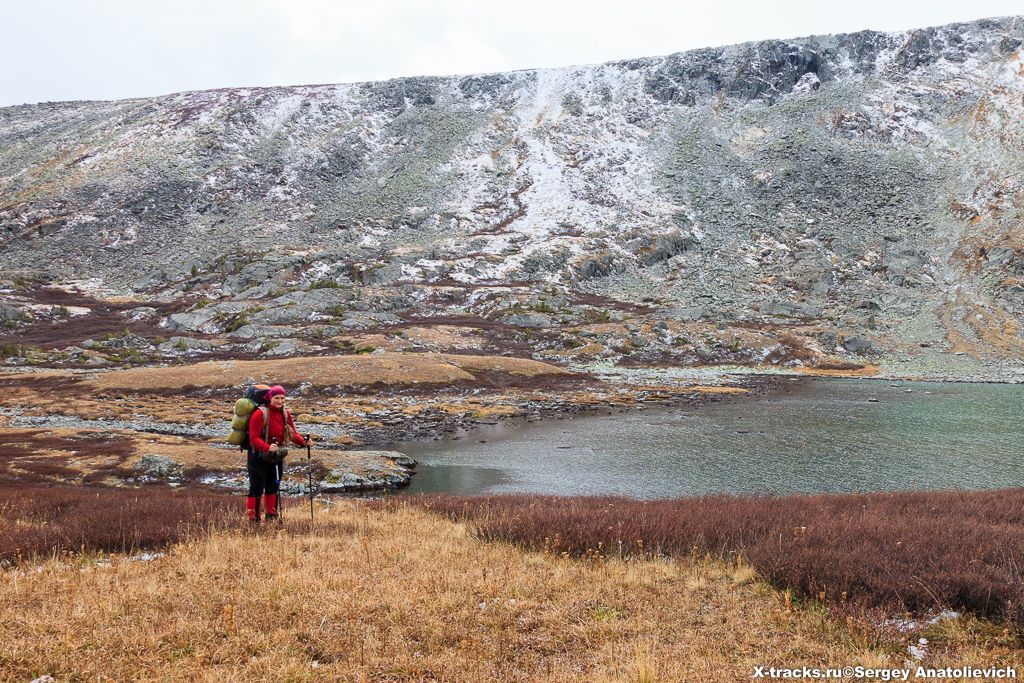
xmin=249 ymin=405 xmax=307 ymax=451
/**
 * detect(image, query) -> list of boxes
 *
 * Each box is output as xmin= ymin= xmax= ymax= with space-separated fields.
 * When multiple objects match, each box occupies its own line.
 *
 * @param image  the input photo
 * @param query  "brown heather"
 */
xmin=1 ymin=500 xmax=1020 ymax=681
xmin=0 ymin=483 xmax=239 ymax=563
xmin=398 ymin=489 xmax=1024 ymax=631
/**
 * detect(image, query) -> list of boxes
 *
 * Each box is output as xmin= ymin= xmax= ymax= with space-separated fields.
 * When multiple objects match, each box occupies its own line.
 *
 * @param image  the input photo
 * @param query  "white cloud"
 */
xmin=404 ymin=28 xmax=513 ymax=78
xmin=1 ymin=0 xmax=1021 ymax=107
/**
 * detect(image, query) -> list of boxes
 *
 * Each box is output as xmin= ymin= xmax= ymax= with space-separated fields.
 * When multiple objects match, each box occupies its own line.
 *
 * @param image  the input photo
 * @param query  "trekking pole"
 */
xmin=269 ymin=437 xmax=283 ymax=523
xmin=306 ymin=434 xmax=314 ymax=522
xmin=277 ymin=459 xmax=284 ymax=522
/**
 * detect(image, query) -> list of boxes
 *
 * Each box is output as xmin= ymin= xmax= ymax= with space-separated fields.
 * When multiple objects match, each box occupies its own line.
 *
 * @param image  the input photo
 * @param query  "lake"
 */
xmin=391 ymin=377 xmax=1024 ymax=498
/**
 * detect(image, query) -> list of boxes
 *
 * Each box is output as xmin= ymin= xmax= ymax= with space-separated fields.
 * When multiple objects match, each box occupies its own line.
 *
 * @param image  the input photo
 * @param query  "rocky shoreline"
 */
xmin=2 ymin=353 xmax=1018 ymax=497
xmin=0 ymin=361 xmax=781 ymax=495
xmin=354 ymin=373 xmax=779 ymax=448
xmin=221 ymin=372 xmax=776 ymax=494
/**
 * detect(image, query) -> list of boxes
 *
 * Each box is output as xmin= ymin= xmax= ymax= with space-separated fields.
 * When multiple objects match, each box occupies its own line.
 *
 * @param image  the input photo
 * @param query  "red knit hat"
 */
xmin=267 ymin=385 xmax=286 ymax=399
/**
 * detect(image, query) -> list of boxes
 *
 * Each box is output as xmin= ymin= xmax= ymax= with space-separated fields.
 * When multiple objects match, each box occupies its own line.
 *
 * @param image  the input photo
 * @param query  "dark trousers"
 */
xmin=247 ymin=451 xmax=281 ymax=497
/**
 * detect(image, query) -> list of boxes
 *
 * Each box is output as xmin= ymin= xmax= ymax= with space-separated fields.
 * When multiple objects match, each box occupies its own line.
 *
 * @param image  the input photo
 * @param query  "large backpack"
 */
xmin=227 ymin=384 xmax=271 ymax=450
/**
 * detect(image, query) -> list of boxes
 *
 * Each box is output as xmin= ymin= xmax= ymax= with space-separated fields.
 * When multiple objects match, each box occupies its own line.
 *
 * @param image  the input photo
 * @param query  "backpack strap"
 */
xmin=283 ymin=408 xmax=294 ymax=445
xmin=248 ymin=406 xmax=270 ymax=450
xmin=260 ymin=406 xmax=270 ymax=447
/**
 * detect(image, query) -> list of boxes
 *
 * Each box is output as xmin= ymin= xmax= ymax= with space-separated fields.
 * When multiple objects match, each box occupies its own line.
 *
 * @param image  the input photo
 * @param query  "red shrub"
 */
xmin=0 ymin=483 xmax=240 ymax=563
xmin=390 ymin=490 xmax=1024 ymax=631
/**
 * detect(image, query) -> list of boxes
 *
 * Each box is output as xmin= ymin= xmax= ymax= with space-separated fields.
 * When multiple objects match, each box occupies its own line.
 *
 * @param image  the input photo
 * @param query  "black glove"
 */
xmin=261 ymin=447 xmax=287 ymax=463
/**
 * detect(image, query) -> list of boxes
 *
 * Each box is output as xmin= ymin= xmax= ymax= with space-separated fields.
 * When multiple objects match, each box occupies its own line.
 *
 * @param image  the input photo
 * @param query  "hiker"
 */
xmin=245 ymin=385 xmax=310 ymax=522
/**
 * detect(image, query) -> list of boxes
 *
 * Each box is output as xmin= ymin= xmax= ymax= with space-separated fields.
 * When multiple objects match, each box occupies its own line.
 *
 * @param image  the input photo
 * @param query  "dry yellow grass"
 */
xmin=339 ymin=325 xmax=491 ymax=353
xmin=0 ymin=502 xmax=1017 ymax=681
xmin=936 ymin=292 xmax=1024 ymax=359
xmin=959 ymin=302 xmax=1024 ymax=357
xmin=130 ymin=433 xmax=240 ymax=471
xmin=687 ymin=385 xmax=750 ymax=395
xmin=470 ymin=405 xmax=524 ymax=419
xmin=86 ymin=352 xmax=568 ymax=391
xmin=791 ymin=364 xmax=881 ymax=378
xmin=437 ymin=353 xmax=570 ymax=377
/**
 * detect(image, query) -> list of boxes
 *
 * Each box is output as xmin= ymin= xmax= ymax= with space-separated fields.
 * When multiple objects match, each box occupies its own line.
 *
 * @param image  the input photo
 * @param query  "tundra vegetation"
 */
xmin=0 ymin=495 xmax=1021 ymax=681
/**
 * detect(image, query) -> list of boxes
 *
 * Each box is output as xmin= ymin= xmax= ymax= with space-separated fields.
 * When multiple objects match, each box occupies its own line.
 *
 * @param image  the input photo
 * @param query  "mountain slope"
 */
xmin=1 ymin=16 xmax=1023 ymax=372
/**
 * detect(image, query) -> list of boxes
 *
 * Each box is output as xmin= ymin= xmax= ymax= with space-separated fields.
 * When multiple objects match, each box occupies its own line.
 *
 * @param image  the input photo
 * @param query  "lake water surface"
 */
xmin=392 ymin=378 xmax=1024 ymax=498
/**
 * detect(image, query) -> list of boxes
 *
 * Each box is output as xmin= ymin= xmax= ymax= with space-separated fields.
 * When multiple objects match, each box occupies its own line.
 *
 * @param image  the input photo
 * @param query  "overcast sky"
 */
xmin=2 ymin=0 xmax=1021 ymax=108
